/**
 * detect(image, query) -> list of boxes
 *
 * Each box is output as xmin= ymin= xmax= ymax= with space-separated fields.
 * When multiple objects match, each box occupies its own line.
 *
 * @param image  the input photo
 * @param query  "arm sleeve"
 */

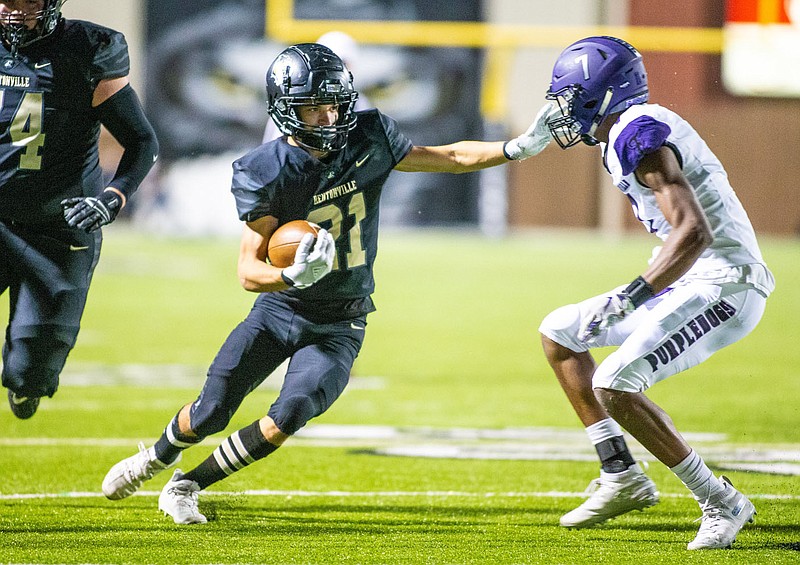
xmin=96 ymin=84 xmax=159 ymax=199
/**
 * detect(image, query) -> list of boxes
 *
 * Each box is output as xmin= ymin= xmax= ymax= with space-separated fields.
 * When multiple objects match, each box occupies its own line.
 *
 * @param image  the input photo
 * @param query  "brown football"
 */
xmin=267 ymin=220 xmax=321 ymax=268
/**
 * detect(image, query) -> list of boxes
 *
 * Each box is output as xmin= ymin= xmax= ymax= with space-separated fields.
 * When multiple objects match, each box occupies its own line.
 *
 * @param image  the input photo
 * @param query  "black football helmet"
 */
xmin=0 ymin=0 xmax=65 ymax=56
xmin=266 ymin=43 xmax=359 ymax=153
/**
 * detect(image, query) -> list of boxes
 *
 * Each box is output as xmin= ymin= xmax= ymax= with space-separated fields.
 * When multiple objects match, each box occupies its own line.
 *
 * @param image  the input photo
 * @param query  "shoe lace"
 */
xmin=582 ymin=477 xmax=625 ymax=503
xmin=583 ymin=471 xmax=652 ymax=502
xmin=125 ymin=442 xmax=157 ymax=482
xmin=168 ymin=483 xmax=201 ymax=512
xmin=694 ymin=499 xmax=725 ymax=536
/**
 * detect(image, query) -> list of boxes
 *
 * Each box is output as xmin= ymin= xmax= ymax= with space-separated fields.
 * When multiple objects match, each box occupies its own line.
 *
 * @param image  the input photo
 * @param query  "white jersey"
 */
xmin=603 ymin=104 xmax=774 ymax=297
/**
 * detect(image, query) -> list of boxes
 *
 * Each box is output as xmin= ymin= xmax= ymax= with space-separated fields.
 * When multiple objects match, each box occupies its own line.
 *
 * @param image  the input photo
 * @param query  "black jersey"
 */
xmin=231 ymin=109 xmax=413 ymax=321
xmin=0 ymin=19 xmax=129 ymax=223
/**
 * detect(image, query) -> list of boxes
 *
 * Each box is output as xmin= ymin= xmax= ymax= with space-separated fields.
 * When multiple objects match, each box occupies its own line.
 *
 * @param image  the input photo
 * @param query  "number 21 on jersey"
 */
xmin=307 ymin=191 xmax=367 ymax=271
xmin=0 ymin=89 xmax=45 ymax=170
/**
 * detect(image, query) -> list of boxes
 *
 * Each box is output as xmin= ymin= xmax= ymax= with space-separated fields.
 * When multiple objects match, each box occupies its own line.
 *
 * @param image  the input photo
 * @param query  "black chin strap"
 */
xmin=2 ymin=24 xmax=25 ymax=58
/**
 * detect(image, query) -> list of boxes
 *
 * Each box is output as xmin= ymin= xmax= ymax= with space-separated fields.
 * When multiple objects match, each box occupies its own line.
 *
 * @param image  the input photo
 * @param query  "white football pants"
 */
xmin=539 ymin=283 xmax=767 ymax=393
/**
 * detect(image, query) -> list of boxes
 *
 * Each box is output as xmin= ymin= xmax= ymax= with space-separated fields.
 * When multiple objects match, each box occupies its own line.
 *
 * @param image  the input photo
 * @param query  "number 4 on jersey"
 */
xmin=0 ymin=89 xmax=45 ymax=170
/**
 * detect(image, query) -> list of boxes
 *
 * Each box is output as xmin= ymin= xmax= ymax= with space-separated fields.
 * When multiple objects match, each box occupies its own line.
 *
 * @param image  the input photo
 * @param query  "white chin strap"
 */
xmin=587 ymin=87 xmax=614 ymax=137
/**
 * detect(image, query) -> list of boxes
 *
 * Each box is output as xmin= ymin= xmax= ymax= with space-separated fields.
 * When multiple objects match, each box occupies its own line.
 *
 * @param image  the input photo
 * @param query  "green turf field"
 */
xmin=2 ymin=228 xmax=799 ymax=564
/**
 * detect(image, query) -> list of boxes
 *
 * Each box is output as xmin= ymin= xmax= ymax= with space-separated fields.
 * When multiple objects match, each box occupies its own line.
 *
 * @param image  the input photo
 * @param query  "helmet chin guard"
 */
xmin=0 ymin=0 xmax=65 ymax=57
xmin=266 ymin=43 xmax=359 ymax=153
xmin=546 ymin=36 xmax=648 ymax=149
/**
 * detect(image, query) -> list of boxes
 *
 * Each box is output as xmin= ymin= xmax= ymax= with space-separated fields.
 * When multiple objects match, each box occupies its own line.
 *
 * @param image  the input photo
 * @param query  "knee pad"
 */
xmin=592 ymin=349 xmax=658 ymax=393
xmin=539 ymin=304 xmax=588 ymax=353
xmin=1 ymin=337 xmax=70 ymax=397
xmin=189 ymin=398 xmax=234 ymax=437
xmin=268 ymin=394 xmax=318 ymax=436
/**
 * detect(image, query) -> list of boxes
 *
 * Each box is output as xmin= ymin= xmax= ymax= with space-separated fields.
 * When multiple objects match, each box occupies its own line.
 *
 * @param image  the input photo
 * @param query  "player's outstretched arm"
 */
xmin=503 ymin=102 xmax=559 ymax=160
xmin=394 ymin=103 xmax=557 ymax=174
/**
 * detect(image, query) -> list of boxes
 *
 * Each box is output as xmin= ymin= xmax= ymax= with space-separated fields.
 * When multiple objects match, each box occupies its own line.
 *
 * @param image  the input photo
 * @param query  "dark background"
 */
xmin=144 ymin=0 xmax=485 ymax=226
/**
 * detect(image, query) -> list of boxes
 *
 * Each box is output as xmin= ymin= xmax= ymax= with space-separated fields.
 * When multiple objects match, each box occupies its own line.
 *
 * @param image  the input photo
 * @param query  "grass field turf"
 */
xmin=1 ymin=228 xmax=799 ymax=564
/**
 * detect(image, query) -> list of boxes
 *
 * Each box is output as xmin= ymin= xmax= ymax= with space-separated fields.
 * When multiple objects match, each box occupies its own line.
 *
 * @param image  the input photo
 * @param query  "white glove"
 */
xmin=503 ymin=102 xmax=559 ymax=160
xmin=578 ymin=277 xmax=654 ymax=342
xmin=579 ymin=293 xmax=636 ymax=342
xmin=281 ymin=229 xmax=335 ymax=289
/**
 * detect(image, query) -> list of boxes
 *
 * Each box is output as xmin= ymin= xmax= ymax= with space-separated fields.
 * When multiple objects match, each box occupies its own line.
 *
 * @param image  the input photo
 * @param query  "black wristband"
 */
xmin=281 ymin=271 xmax=295 ymax=287
xmin=99 ymin=189 xmax=122 ymax=212
xmin=623 ymin=276 xmax=654 ymax=308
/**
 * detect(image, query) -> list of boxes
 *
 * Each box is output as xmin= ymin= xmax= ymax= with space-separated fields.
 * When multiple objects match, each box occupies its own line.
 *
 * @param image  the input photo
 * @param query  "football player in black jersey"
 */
xmin=0 ymin=0 xmax=158 ymax=419
xmin=102 ymin=42 xmax=555 ymax=524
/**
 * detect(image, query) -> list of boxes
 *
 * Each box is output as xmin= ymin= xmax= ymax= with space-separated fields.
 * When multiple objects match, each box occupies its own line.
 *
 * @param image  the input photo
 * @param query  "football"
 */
xmin=267 ymin=220 xmax=321 ymax=268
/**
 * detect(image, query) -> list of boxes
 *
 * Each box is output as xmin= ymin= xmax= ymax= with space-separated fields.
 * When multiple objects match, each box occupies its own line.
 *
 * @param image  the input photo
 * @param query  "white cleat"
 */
xmin=158 ymin=469 xmax=208 ymax=525
xmin=102 ymin=442 xmax=179 ymax=500
xmin=560 ymin=463 xmax=660 ymax=528
xmin=687 ymin=476 xmax=756 ymax=550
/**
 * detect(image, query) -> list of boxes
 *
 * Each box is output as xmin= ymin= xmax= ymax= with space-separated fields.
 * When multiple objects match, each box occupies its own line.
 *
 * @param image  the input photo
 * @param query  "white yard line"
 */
xmin=2 ymin=490 xmax=800 ymax=501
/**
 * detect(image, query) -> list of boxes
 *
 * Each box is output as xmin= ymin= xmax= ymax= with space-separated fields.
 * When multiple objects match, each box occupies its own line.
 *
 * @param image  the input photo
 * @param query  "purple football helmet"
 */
xmin=546 ymin=36 xmax=648 ymax=148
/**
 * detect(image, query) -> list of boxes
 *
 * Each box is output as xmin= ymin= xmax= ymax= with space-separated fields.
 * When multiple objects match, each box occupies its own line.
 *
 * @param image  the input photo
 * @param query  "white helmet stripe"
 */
xmin=588 ymin=87 xmax=614 ymax=137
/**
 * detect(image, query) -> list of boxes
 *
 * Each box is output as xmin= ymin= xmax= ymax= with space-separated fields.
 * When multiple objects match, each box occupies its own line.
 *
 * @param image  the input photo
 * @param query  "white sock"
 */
xmin=670 ymin=449 xmax=724 ymax=501
xmin=585 ymin=418 xmax=624 ymax=444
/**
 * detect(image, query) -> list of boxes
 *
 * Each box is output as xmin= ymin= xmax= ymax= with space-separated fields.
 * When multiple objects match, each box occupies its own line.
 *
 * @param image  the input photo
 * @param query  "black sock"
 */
xmin=595 ymin=436 xmax=636 ymax=473
xmin=182 ymin=420 xmax=279 ymax=489
xmin=153 ymin=412 xmax=203 ymax=464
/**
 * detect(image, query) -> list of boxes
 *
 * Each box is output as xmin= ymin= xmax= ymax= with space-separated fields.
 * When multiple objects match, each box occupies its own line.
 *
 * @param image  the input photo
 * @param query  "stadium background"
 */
xmin=62 ymin=0 xmax=800 ymax=239
xmin=3 ymin=3 xmax=800 ymax=562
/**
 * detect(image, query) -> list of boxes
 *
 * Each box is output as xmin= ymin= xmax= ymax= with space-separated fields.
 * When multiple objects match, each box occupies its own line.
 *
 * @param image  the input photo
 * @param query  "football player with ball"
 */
xmin=102 ymin=42 xmax=558 ymax=523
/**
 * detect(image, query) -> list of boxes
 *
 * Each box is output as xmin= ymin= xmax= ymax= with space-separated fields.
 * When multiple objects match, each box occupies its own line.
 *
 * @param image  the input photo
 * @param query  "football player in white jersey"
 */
xmin=538 ymin=36 xmax=774 ymax=550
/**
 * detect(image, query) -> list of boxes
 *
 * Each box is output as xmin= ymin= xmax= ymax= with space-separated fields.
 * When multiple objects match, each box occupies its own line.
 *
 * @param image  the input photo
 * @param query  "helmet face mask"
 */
xmin=266 ymin=43 xmax=359 ymax=153
xmin=546 ymin=86 xmax=593 ymax=149
xmin=0 ymin=0 xmax=64 ymax=57
xmin=546 ymin=36 xmax=648 ymax=149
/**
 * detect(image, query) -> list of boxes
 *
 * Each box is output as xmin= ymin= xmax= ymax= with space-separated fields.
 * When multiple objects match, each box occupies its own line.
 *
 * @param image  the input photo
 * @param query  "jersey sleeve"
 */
xmin=89 ymin=26 xmax=130 ymax=82
xmin=231 ymin=155 xmax=277 ymax=222
xmin=232 ymin=141 xmax=324 ymax=222
xmin=377 ymin=111 xmax=413 ymax=165
xmin=613 ymin=115 xmax=672 ymax=175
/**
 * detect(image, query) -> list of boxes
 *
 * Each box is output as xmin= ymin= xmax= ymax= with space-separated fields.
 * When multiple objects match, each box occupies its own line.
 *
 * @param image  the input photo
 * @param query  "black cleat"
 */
xmin=8 ymin=390 xmax=40 ymax=419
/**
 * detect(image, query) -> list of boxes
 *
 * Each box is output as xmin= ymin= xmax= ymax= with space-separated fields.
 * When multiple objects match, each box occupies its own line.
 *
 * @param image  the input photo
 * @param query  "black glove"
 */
xmin=62 ymin=190 xmax=123 ymax=233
